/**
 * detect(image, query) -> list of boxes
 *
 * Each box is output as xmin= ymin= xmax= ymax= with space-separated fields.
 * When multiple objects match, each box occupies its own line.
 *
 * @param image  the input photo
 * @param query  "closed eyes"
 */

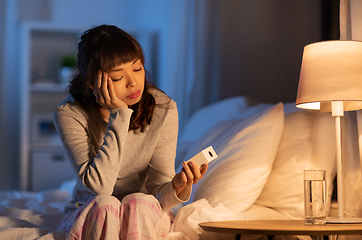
xmin=112 ymin=77 xmax=123 ymax=82
xmin=111 ymin=67 xmax=143 ymax=81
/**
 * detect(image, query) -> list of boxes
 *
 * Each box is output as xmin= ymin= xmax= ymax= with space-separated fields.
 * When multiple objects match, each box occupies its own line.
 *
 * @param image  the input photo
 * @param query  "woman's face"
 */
xmin=106 ymin=59 xmax=145 ymax=106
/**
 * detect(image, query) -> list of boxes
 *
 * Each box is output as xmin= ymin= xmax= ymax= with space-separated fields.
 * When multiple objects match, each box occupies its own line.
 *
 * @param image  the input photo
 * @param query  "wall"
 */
xmin=219 ymin=0 xmax=326 ymax=103
xmin=1 ymin=0 xmax=20 ymax=190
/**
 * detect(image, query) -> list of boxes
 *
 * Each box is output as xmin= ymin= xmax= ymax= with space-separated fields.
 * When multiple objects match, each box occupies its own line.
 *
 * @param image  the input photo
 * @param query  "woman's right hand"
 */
xmin=93 ymin=70 xmax=128 ymax=109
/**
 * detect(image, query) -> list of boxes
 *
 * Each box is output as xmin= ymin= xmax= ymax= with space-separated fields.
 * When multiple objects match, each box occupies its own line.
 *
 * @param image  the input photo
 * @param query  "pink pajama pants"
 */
xmin=58 ymin=193 xmax=172 ymax=240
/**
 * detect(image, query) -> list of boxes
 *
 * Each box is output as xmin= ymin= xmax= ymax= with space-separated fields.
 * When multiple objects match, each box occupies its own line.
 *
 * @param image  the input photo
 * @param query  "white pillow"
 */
xmin=182 ymin=103 xmax=284 ymax=214
xmin=180 ymin=96 xmax=259 ymax=142
xmin=255 ymin=110 xmax=337 ymax=219
xmin=177 ymin=102 xmax=273 ymax=170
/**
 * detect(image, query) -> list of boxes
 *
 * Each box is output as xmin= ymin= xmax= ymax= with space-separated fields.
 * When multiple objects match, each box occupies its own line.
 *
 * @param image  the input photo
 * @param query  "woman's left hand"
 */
xmin=172 ymin=161 xmax=208 ymax=198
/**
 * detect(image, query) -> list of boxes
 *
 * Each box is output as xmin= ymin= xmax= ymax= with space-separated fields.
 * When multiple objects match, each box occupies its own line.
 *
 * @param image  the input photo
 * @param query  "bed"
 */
xmin=0 ymin=96 xmax=341 ymax=240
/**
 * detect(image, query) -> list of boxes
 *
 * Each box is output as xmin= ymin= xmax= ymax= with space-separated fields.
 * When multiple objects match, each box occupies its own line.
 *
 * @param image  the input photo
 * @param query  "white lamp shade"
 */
xmin=296 ymin=40 xmax=362 ymax=112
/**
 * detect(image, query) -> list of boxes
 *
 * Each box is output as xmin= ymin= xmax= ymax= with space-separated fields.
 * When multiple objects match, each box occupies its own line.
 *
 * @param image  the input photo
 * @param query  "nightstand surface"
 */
xmin=199 ymin=220 xmax=362 ymax=236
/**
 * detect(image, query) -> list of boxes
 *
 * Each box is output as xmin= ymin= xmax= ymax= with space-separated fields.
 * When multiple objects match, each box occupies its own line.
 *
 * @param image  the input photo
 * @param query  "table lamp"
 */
xmin=296 ymin=40 xmax=362 ymax=223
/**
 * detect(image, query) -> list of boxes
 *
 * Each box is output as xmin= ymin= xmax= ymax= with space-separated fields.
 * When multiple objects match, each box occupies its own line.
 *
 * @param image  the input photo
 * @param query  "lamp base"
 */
xmin=326 ymin=217 xmax=362 ymax=224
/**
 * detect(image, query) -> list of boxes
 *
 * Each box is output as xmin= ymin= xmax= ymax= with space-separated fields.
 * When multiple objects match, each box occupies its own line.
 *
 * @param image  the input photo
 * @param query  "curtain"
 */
xmin=164 ymin=0 xmax=220 ymax=132
xmin=340 ymin=0 xmax=362 ymax=218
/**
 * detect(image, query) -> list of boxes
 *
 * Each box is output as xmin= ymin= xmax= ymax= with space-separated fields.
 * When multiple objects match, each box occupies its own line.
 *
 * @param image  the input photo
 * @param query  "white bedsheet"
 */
xmin=0 ymin=182 xmax=74 ymax=240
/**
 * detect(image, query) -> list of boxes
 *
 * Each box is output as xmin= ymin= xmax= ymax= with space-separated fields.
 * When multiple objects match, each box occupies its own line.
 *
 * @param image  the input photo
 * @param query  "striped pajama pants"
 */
xmin=58 ymin=193 xmax=172 ymax=240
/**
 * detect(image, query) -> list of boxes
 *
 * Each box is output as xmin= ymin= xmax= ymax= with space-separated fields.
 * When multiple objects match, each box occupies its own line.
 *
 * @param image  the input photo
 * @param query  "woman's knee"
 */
xmin=121 ymin=193 xmax=159 ymax=205
xmin=121 ymin=193 xmax=164 ymax=224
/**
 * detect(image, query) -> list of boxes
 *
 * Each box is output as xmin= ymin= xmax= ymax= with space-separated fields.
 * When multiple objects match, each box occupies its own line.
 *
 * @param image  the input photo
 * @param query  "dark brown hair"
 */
xmin=69 ymin=24 xmax=156 ymax=132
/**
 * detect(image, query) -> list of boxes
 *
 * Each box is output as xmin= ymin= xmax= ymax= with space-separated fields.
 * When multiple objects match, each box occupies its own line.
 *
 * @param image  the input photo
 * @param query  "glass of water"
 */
xmin=304 ymin=170 xmax=326 ymax=225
